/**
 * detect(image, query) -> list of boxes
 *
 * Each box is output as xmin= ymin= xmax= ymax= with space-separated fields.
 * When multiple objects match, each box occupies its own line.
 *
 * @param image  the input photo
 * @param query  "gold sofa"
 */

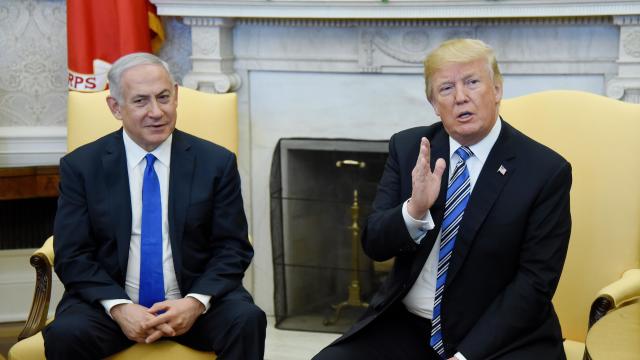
xmin=8 ymin=86 xmax=238 ymax=360
xmin=500 ymin=90 xmax=640 ymax=359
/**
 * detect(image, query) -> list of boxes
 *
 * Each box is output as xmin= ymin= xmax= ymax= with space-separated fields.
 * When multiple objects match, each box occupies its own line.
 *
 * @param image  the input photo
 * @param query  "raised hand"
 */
xmin=407 ymin=137 xmax=446 ymax=219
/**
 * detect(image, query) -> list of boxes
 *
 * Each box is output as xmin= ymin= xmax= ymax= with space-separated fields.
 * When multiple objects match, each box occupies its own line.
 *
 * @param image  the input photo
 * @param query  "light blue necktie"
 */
xmin=430 ymin=146 xmax=473 ymax=358
xmin=139 ymin=153 xmax=165 ymax=308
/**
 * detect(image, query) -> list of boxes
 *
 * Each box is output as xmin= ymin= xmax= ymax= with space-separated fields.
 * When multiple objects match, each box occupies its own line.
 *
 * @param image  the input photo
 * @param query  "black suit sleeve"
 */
xmin=362 ymin=133 xmax=420 ymax=262
xmin=457 ymin=161 xmax=572 ymax=359
xmin=187 ymin=152 xmax=253 ymax=299
xmin=53 ymin=156 xmax=129 ymax=304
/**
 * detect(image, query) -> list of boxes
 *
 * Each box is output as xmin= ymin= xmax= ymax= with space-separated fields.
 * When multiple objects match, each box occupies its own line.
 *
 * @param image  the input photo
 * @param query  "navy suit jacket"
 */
xmin=339 ymin=120 xmax=571 ymax=359
xmin=53 ymin=129 xmax=253 ymax=313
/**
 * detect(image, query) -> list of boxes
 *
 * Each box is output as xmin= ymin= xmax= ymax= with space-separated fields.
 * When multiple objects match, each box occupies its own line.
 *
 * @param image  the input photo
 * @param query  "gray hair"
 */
xmin=107 ymin=52 xmax=175 ymax=103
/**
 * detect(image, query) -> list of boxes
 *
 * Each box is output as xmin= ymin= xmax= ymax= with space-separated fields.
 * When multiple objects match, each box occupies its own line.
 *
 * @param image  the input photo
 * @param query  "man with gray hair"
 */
xmin=43 ymin=52 xmax=266 ymax=359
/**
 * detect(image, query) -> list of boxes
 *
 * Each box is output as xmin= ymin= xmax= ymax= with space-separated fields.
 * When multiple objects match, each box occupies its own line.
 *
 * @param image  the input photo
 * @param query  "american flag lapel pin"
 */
xmin=498 ymin=165 xmax=507 ymax=175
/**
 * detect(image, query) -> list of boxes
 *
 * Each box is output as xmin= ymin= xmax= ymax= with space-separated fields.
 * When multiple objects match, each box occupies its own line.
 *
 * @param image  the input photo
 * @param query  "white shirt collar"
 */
xmin=449 ymin=117 xmax=502 ymax=164
xmin=122 ymin=129 xmax=173 ymax=168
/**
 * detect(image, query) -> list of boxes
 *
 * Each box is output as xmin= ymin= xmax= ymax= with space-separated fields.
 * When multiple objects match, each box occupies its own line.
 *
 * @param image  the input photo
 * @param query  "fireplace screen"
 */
xmin=270 ymin=138 xmax=390 ymax=333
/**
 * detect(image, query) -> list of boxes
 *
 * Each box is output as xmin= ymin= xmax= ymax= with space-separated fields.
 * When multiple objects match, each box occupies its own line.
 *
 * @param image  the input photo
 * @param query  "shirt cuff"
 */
xmin=100 ymin=299 xmax=133 ymax=319
xmin=401 ymin=199 xmax=435 ymax=243
xmin=186 ymin=293 xmax=211 ymax=313
xmin=454 ymin=352 xmax=468 ymax=360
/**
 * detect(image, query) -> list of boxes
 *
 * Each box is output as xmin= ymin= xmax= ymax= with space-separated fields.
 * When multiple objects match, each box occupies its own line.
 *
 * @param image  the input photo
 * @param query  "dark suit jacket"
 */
xmin=339 ymin=120 xmax=571 ymax=359
xmin=53 ymin=128 xmax=253 ymax=313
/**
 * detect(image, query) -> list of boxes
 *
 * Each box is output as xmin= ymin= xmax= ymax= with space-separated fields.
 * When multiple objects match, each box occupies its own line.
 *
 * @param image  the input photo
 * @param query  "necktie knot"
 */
xmin=145 ymin=153 xmax=157 ymax=171
xmin=455 ymin=146 xmax=473 ymax=162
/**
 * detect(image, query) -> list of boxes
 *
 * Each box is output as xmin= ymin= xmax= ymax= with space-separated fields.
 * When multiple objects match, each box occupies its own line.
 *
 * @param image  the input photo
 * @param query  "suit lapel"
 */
xmin=445 ymin=120 xmax=517 ymax=286
xmin=430 ymin=127 xmax=450 ymax=224
xmin=102 ymin=130 xmax=132 ymax=277
xmin=168 ymin=130 xmax=195 ymax=289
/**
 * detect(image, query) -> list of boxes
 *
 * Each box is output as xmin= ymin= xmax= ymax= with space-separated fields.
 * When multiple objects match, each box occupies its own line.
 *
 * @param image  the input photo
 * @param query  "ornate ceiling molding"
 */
xmin=237 ymin=16 xmax=613 ymax=28
xmin=152 ymin=0 xmax=640 ymax=19
xmin=613 ymin=14 xmax=640 ymax=25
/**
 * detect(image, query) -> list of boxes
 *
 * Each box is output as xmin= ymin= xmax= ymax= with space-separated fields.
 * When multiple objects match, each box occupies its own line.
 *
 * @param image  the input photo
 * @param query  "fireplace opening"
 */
xmin=0 ymin=166 xmax=59 ymax=249
xmin=270 ymin=138 xmax=391 ymax=333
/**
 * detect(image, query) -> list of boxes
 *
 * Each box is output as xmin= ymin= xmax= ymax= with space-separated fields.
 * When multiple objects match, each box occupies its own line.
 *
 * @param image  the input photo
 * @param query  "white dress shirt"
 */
xmin=401 ymin=119 xmax=502 ymax=360
xmin=100 ymin=130 xmax=210 ymax=314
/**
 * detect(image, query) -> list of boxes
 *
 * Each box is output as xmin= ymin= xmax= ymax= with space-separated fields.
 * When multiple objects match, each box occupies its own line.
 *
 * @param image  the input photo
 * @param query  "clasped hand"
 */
xmin=111 ymin=297 xmax=205 ymax=344
xmin=407 ymin=137 xmax=446 ymax=219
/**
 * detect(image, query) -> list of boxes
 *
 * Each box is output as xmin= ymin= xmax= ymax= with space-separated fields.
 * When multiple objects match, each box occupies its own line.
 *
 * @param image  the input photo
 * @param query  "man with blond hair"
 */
xmin=314 ymin=38 xmax=571 ymax=359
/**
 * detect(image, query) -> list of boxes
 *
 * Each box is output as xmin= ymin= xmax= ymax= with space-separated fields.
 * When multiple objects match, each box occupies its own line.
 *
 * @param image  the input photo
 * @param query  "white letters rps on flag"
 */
xmin=68 ymin=59 xmax=111 ymax=92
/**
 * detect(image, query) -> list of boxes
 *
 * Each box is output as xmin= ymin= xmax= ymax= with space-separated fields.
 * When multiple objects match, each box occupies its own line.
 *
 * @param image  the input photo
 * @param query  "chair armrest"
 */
xmin=588 ymin=269 xmax=640 ymax=328
xmin=18 ymin=236 xmax=54 ymax=341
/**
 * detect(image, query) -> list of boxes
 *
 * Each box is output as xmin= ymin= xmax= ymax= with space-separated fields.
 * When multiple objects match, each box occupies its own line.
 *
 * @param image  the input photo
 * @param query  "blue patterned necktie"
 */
xmin=139 ymin=153 xmax=165 ymax=308
xmin=430 ymin=146 xmax=473 ymax=358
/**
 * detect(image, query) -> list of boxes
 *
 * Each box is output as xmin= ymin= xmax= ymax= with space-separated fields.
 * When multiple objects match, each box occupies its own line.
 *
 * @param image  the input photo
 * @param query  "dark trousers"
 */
xmin=313 ymin=302 xmax=441 ymax=360
xmin=43 ymin=288 xmax=266 ymax=360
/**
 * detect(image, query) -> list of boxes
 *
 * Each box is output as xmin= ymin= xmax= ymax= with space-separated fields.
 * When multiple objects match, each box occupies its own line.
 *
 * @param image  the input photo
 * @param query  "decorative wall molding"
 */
xmin=238 ymin=16 xmax=613 ymax=28
xmin=0 ymin=126 xmax=66 ymax=167
xmin=606 ymin=76 xmax=640 ymax=102
xmin=182 ymin=17 xmax=241 ymax=93
xmin=622 ymin=89 xmax=640 ymax=103
xmin=360 ymin=29 xmax=431 ymax=69
xmin=353 ymin=25 xmax=619 ymax=74
xmin=183 ymin=16 xmax=231 ymax=27
xmin=152 ymin=0 xmax=640 ymax=19
xmin=608 ymin=15 xmax=640 ymax=102
xmin=622 ymin=28 xmax=640 ymax=58
xmin=614 ymin=14 xmax=640 ymax=25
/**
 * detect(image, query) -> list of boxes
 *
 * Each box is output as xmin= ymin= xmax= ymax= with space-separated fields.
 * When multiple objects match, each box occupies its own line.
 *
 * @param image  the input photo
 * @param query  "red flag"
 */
xmin=67 ymin=0 xmax=165 ymax=92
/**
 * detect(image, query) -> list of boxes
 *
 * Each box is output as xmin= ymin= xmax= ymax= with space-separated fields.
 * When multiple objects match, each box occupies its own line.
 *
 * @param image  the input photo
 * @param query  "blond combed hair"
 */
xmin=424 ymin=38 xmax=503 ymax=102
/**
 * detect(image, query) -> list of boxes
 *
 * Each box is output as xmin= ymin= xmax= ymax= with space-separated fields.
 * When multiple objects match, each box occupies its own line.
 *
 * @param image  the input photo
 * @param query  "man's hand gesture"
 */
xmin=407 ymin=137 xmax=446 ymax=219
xmin=142 ymin=297 xmax=205 ymax=343
xmin=111 ymin=303 xmax=175 ymax=343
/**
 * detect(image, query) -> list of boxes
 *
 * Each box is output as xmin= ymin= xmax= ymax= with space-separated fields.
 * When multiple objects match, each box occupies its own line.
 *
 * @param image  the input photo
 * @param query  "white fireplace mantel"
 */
xmin=150 ymin=0 xmax=640 ymax=315
xmin=152 ymin=0 xmax=640 ymax=19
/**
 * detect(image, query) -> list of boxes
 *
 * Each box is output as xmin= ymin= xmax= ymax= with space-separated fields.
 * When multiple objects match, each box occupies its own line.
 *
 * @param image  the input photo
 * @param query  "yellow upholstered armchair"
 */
xmin=500 ymin=90 xmax=640 ymax=359
xmin=8 ymin=86 xmax=238 ymax=360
